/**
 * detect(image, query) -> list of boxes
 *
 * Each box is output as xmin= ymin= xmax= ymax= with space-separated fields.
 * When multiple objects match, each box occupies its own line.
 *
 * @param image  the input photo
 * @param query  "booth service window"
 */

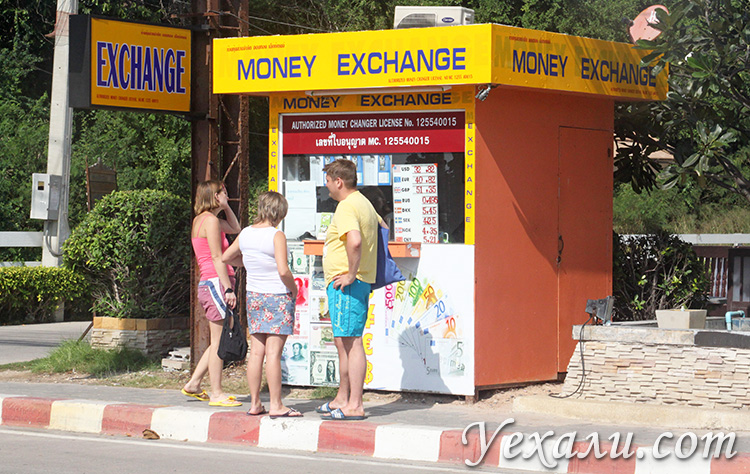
xmin=280 ymin=111 xmax=465 ymax=244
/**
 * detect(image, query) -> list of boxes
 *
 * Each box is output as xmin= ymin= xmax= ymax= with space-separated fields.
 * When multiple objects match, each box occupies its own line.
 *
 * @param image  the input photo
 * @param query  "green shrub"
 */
xmin=613 ymin=232 xmax=710 ymax=321
xmin=63 ymin=190 xmax=190 ymax=319
xmin=0 ymin=266 xmax=89 ymax=324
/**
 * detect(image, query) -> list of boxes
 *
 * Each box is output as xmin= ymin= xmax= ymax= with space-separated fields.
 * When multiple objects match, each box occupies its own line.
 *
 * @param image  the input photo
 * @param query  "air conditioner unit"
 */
xmin=394 ymin=6 xmax=474 ymax=29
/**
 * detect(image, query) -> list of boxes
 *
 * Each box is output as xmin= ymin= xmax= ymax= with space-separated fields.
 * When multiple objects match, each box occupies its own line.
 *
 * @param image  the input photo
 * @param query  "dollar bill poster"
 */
xmin=310 ymin=351 xmax=340 ymax=386
xmin=281 ymin=243 xmax=475 ymax=396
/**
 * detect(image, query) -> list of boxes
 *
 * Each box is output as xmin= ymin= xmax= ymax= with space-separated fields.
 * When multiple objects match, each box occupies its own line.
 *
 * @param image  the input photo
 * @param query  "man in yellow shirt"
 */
xmin=318 ymin=159 xmax=380 ymax=421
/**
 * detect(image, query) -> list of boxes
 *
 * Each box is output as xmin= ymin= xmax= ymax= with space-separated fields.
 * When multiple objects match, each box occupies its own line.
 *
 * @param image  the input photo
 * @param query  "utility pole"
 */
xmin=44 ymin=0 xmax=77 ymax=266
xmin=43 ymin=0 xmax=77 ymax=321
xmin=190 ymin=0 xmax=250 ymax=366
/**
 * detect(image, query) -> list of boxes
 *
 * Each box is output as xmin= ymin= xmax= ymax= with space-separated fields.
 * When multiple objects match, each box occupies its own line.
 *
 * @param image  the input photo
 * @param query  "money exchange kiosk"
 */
xmin=213 ymin=24 xmax=666 ymax=395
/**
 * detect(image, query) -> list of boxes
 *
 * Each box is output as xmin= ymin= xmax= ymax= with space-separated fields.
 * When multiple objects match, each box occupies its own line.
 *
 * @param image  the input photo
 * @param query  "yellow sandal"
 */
xmin=208 ymin=397 xmax=242 ymax=407
xmin=181 ymin=388 xmax=209 ymax=401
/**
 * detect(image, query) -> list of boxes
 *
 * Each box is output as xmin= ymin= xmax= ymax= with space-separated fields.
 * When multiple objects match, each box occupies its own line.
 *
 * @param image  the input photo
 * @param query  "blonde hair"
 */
xmin=254 ymin=191 xmax=288 ymax=227
xmin=194 ymin=180 xmax=224 ymax=214
xmin=323 ymin=159 xmax=357 ymax=189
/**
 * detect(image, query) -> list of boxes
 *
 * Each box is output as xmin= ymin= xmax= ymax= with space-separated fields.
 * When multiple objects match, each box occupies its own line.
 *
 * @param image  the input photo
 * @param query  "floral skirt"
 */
xmin=246 ymin=291 xmax=295 ymax=335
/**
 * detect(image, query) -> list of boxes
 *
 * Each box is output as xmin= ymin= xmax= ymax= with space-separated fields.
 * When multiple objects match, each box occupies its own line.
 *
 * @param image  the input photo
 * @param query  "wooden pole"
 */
xmin=190 ymin=0 xmax=249 ymax=369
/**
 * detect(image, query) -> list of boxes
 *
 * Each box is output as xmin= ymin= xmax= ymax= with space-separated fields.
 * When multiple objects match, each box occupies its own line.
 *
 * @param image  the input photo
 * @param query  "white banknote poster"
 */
xmin=280 ymin=244 xmax=475 ymax=395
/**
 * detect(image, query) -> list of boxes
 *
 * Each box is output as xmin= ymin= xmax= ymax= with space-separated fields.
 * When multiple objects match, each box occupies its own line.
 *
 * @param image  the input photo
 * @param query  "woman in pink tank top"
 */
xmin=181 ymin=180 xmax=242 ymax=407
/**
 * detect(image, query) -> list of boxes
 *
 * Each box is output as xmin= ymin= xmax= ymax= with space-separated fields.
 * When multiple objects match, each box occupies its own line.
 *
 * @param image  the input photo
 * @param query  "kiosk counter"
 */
xmin=213 ymin=24 xmax=666 ymax=395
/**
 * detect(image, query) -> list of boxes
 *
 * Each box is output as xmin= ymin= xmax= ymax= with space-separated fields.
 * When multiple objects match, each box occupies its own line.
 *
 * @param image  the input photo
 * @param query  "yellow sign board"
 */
xmin=214 ymin=25 xmax=490 ymax=95
xmin=490 ymin=26 xmax=667 ymax=100
xmin=90 ymin=18 xmax=191 ymax=112
xmin=214 ymin=24 xmax=666 ymax=101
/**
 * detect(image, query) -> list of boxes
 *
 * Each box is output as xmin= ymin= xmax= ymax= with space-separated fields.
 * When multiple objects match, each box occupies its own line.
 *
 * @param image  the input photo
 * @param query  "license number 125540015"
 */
xmin=384 ymin=135 xmax=430 ymax=146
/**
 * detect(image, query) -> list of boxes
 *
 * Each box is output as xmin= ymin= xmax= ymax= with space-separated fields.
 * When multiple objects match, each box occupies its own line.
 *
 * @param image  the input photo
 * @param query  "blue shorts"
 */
xmin=327 ymin=279 xmax=371 ymax=337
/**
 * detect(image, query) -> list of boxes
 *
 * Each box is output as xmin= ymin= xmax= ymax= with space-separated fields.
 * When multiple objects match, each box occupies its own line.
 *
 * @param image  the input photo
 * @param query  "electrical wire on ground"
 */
xmin=550 ymin=312 xmax=595 ymax=399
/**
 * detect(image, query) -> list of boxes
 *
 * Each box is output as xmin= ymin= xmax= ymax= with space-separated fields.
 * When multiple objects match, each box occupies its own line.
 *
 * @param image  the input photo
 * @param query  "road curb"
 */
xmin=1 ymin=394 xmax=747 ymax=473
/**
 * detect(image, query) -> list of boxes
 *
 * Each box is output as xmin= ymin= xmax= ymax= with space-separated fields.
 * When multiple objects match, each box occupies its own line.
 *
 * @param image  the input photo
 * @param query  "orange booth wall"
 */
xmin=474 ymin=87 xmax=614 ymax=387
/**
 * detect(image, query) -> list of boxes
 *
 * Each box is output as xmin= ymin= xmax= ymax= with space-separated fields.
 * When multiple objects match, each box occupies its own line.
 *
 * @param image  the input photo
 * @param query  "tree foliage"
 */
xmin=614 ymin=180 xmax=750 ymax=233
xmin=0 ymin=0 xmax=193 ymax=244
xmin=247 ymin=0 xmax=644 ymax=39
xmin=617 ymin=0 xmax=750 ymax=204
xmin=613 ymin=232 xmax=709 ymax=321
xmin=0 ymin=97 xmax=48 ymax=261
xmin=0 ymin=0 xmax=56 ymax=102
xmin=69 ymin=110 xmax=191 ymax=226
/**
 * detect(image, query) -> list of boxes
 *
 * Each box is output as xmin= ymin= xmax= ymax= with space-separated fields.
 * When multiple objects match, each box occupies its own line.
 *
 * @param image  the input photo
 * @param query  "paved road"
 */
xmin=0 ymin=321 xmax=90 ymax=364
xmin=0 ymin=427 xmax=525 ymax=474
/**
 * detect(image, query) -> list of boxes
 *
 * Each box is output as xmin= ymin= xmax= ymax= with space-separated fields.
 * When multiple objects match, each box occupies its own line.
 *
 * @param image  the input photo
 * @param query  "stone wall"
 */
xmin=561 ymin=324 xmax=750 ymax=409
xmin=90 ymin=316 xmax=189 ymax=357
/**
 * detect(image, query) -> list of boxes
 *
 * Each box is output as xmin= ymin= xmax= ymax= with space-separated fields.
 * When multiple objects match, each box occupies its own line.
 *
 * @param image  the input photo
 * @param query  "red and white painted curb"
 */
xmin=1 ymin=394 xmax=747 ymax=473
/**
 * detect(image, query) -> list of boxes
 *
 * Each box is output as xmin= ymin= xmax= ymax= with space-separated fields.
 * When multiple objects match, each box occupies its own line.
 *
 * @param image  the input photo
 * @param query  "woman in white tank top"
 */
xmin=223 ymin=191 xmax=301 ymax=418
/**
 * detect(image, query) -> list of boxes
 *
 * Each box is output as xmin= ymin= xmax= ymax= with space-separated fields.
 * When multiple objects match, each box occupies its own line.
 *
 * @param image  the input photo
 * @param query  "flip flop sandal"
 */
xmin=181 ymin=388 xmax=209 ymax=401
xmin=246 ymin=407 xmax=267 ymax=416
xmin=208 ymin=398 xmax=242 ymax=407
xmin=269 ymin=408 xmax=303 ymax=419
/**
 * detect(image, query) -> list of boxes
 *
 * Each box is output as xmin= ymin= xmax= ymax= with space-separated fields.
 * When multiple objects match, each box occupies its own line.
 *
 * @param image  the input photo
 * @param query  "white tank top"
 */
xmin=238 ymin=226 xmax=289 ymax=294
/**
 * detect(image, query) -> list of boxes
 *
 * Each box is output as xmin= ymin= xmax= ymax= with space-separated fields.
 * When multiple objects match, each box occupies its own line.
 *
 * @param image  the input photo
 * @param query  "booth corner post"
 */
xmin=190 ymin=0 xmax=251 ymax=369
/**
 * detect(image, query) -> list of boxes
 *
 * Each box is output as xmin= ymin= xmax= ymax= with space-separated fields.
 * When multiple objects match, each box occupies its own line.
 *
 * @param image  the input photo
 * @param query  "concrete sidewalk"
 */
xmin=1 ymin=380 xmax=749 ymax=473
xmin=0 ymin=321 xmax=90 ymax=365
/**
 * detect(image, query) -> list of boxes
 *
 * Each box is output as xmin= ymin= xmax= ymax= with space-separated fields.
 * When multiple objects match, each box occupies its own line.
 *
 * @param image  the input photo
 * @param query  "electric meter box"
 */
xmin=30 ymin=173 xmax=62 ymax=220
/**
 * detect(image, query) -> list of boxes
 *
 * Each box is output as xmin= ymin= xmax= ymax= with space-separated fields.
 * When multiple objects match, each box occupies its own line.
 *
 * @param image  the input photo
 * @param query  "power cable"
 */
xmin=207 ymin=10 xmax=328 ymax=33
xmin=550 ymin=313 xmax=595 ymax=399
xmin=247 ymin=14 xmax=328 ymax=32
xmin=43 ymin=221 xmax=64 ymax=258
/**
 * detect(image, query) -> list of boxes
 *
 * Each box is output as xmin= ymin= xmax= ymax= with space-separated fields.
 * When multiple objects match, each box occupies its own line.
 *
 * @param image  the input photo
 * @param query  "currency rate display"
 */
xmin=393 ymin=164 xmax=439 ymax=243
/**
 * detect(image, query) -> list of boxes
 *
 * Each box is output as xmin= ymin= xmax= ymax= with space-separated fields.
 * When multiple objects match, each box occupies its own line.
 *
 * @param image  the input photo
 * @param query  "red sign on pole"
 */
xmin=282 ymin=111 xmax=465 ymax=154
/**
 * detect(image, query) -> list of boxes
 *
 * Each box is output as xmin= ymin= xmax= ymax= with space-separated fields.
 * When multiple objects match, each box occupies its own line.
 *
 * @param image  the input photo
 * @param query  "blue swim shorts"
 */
xmin=326 ymin=279 xmax=371 ymax=337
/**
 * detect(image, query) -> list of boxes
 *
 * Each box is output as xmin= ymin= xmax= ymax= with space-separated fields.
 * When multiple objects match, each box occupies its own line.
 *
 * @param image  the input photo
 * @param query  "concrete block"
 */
xmin=49 ymin=400 xmax=108 ymax=433
xmin=162 ymin=359 xmax=190 ymax=371
xmin=374 ymin=424 xmax=443 ymax=462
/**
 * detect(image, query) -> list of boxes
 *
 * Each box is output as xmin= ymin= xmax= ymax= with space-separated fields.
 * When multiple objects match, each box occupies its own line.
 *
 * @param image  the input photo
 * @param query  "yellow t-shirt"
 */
xmin=323 ymin=191 xmax=380 ymax=286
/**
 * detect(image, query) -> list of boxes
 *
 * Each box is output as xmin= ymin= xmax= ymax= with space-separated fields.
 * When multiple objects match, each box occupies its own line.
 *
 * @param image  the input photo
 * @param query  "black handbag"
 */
xmin=217 ymin=307 xmax=247 ymax=362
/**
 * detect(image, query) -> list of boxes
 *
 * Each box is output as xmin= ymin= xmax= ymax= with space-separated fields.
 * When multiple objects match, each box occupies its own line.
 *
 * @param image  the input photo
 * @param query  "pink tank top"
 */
xmin=191 ymin=215 xmax=235 ymax=280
